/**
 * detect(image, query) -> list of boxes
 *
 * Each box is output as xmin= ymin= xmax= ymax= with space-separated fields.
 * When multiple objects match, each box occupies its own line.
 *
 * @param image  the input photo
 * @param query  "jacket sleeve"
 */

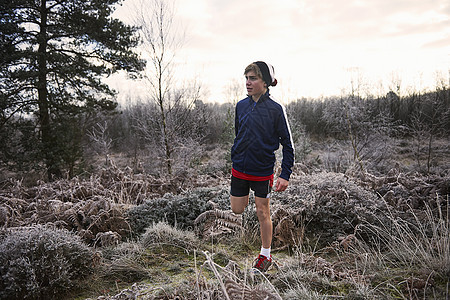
xmin=277 ymin=105 xmax=295 ymax=180
xmin=234 ymin=105 xmax=239 ymax=137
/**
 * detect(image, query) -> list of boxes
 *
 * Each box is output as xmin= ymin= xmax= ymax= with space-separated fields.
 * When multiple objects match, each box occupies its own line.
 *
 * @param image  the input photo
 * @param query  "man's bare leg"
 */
xmin=255 ymin=196 xmax=272 ymax=249
xmin=230 ymin=195 xmax=249 ymax=214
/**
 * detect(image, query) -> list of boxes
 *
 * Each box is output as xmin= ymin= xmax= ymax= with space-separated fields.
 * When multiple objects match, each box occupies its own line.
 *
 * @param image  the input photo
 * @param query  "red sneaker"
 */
xmin=252 ymin=254 xmax=272 ymax=272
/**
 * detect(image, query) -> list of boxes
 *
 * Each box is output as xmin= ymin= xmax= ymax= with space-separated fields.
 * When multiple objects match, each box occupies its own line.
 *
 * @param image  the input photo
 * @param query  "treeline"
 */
xmin=288 ymin=88 xmax=450 ymax=138
xmin=107 ymin=86 xmax=450 ymax=157
xmin=2 ymin=85 xmax=449 ymax=181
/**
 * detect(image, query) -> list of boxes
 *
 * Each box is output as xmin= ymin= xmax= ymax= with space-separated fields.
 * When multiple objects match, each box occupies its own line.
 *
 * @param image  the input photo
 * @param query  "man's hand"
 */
xmin=274 ymin=177 xmax=289 ymax=192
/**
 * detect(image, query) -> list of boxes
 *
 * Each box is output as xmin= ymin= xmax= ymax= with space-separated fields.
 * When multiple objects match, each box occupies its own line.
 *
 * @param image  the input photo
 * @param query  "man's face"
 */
xmin=245 ymin=70 xmax=266 ymax=97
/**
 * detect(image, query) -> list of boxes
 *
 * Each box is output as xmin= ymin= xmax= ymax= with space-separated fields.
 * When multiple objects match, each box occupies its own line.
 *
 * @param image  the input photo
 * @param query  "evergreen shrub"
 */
xmin=127 ymin=186 xmax=230 ymax=235
xmin=0 ymin=225 xmax=92 ymax=300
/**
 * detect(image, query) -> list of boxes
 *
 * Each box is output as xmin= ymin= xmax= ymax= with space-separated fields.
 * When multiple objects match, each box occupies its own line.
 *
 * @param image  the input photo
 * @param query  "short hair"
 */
xmin=244 ymin=63 xmax=263 ymax=79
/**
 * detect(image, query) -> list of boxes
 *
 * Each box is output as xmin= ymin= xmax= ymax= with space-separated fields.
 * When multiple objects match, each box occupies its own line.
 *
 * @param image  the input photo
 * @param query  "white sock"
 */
xmin=260 ymin=247 xmax=271 ymax=258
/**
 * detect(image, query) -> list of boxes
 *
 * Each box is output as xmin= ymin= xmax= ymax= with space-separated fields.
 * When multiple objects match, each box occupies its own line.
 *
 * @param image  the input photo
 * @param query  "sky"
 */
xmin=110 ymin=0 xmax=450 ymax=104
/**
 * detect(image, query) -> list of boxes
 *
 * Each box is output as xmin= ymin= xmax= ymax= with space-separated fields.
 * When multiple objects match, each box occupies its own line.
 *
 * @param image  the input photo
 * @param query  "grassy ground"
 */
xmin=1 ymin=137 xmax=449 ymax=300
xmin=71 ymin=201 xmax=449 ymax=300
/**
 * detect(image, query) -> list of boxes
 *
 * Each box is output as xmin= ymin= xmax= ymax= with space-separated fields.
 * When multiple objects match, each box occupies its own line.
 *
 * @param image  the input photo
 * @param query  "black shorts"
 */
xmin=230 ymin=176 xmax=272 ymax=198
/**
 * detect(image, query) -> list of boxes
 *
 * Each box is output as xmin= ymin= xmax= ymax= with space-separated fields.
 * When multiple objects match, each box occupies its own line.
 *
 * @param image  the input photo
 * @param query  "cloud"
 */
xmin=114 ymin=0 xmax=450 ymax=102
xmin=290 ymin=0 xmax=449 ymax=39
xmin=422 ymin=35 xmax=450 ymax=49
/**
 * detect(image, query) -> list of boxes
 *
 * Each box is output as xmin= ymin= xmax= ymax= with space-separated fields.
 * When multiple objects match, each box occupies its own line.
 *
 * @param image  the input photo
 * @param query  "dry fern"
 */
xmin=201 ymin=251 xmax=282 ymax=300
xmin=224 ymin=278 xmax=282 ymax=300
xmin=194 ymin=209 xmax=243 ymax=239
xmin=94 ymin=231 xmax=121 ymax=247
xmin=0 ymin=179 xmax=131 ymax=245
xmin=271 ymin=207 xmax=303 ymax=250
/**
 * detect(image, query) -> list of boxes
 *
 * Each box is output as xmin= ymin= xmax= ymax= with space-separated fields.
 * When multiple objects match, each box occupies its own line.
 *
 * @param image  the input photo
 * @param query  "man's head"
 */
xmin=244 ymin=61 xmax=277 ymax=87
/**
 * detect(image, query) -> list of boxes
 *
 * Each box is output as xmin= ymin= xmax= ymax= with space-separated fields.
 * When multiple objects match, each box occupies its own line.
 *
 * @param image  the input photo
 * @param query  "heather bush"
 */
xmin=99 ymin=242 xmax=150 ymax=283
xmin=272 ymin=171 xmax=389 ymax=247
xmin=141 ymin=222 xmax=200 ymax=250
xmin=0 ymin=225 xmax=92 ymax=300
xmin=127 ymin=186 xmax=230 ymax=235
xmin=97 ymin=224 xmax=201 ymax=286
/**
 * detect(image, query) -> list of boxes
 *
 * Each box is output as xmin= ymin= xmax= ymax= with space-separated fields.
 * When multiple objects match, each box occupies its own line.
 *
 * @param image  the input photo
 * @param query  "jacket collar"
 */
xmin=247 ymin=90 xmax=270 ymax=104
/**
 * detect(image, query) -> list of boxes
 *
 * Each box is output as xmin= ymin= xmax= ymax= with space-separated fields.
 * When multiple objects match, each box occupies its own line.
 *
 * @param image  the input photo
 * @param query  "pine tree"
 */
xmin=0 ymin=0 xmax=144 ymax=179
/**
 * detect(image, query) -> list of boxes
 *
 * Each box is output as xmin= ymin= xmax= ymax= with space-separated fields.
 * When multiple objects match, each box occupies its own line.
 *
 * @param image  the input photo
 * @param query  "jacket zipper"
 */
xmin=243 ymin=100 xmax=257 ymax=173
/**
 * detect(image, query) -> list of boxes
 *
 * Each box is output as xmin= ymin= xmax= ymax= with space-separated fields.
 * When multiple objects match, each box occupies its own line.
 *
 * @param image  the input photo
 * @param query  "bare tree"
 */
xmin=388 ymin=71 xmax=403 ymax=120
xmin=409 ymin=92 xmax=447 ymax=173
xmin=220 ymin=79 xmax=243 ymax=145
xmin=224 ymin=78 xmax=244 ymax=105
xmin=131 ymin=0 xmax=202 ymax=175
xmin=322 ymin=92 xmax=394 ymax=173
xmin=88 ymin=121 xmax=113 ymax=166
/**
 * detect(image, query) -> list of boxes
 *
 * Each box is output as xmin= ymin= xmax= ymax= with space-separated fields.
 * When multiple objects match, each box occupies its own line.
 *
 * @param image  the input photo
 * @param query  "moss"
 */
xmin=212 ymin=252 xmax=230 ymax=267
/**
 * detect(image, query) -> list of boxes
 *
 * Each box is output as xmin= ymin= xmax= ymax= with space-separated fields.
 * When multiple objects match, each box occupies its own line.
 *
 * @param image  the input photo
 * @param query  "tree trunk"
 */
xmin=37 ymin=0 xmax=60 ymax=180
xmin=346 ymin=109 xmax=364 ymax=172
xmin=157 ymin=61 xmax=172 ymax=175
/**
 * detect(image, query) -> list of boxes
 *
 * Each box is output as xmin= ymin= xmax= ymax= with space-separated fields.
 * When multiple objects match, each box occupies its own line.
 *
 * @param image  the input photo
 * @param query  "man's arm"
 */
xmin=234 ymin=105 xmax=239 ymax=137
xmin=277 ymin=105 xmax=295 ymax=182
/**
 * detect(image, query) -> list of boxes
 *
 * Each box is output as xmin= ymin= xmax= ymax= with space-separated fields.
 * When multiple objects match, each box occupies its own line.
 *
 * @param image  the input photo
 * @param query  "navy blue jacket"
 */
xmin=231 ymin=92 xmax=295 ymax=180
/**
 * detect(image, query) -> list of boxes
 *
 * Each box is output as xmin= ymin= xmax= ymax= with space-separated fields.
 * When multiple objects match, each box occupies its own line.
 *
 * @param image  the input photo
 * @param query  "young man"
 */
xmin=230 ymin=61 xmax=295 ymax=272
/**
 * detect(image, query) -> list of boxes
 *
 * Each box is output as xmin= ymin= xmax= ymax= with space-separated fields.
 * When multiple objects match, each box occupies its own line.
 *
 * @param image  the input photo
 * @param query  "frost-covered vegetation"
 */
xmin=1 ymin=147 xmax=449 ymax=299
xmin=2 ymin=0 xmax=449 ymax=298
xmin=1 ymin=64 xmax=449 ymax=300
xmin=0 ymin=225 xmax=92 ymax=300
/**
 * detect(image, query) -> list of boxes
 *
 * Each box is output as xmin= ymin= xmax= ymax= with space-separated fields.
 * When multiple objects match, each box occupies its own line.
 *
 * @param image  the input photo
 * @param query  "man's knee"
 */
xmin=231 ymin=205 xmax=245 ymax=214
xmin=230 ymin=196 xmax=248 ymax=214
xmin=256 ymin=206 xmax=271 ymax=220
xmin=255 ymin=197 xmax=271 ymax=220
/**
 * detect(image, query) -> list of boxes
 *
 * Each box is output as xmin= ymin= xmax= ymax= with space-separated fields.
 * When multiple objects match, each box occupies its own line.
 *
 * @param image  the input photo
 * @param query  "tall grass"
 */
xmin=350 ymin=195 xmax=449 ymax=299
xmin=367 ymin=196 xmax=449 ymax=277
xmin=271 ymin=195 xmax=449 ymax=299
